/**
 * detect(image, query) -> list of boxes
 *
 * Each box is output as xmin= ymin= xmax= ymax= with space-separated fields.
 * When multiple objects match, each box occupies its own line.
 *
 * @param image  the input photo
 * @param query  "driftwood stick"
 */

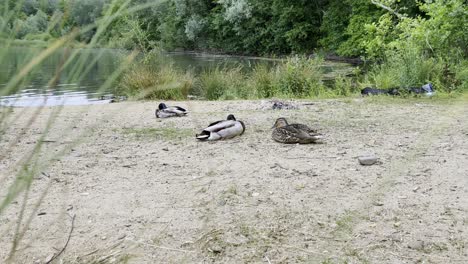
xmin=46 ymin=214 xmax=76 ymax=264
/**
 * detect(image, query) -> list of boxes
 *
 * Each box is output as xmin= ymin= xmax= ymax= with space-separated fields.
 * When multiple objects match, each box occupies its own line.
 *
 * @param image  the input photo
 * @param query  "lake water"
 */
xmin=0 ymin=47 xmax=353 ymax=107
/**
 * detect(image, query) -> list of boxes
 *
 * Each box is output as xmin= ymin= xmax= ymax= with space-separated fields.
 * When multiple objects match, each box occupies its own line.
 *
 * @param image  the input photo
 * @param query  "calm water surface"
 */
xmin=0 ymin=47 xmax=353 ymax=107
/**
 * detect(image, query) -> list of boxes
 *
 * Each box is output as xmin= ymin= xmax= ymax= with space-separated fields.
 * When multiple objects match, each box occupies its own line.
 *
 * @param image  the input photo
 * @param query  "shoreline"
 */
xmin=1 ymin=99 xmax=467 ymax=263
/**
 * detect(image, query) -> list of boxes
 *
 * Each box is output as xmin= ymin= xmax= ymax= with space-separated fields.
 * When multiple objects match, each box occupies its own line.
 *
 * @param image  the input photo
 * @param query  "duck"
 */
xmin=196 ymin=114 xmax=245 ymax=141
xmin=155 ymin=103 xmax=187 ymax=118
xmin=271 ymin=117 xmax=323 ymax=144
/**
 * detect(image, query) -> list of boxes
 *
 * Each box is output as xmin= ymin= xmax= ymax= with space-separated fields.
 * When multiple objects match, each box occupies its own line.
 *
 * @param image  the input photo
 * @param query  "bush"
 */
xmin=249 ymin=64 xmax=278 ymax=98
xmin=333 ymin=75 xmax=355 ymax=96
xmin=363 ymin=44 xmax=467 ymax=93
xmin=275 ymin=56 xmax=325 ymax=97
xmin=119 ymin=59 xmax=194 ymax=100
xmin=196 ymin=66 xmax=249 ymax=100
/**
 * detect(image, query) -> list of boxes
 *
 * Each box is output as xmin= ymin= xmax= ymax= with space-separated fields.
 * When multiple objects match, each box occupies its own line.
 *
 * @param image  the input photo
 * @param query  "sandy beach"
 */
xmin=1 ymin=98 xmax=467 ymax=263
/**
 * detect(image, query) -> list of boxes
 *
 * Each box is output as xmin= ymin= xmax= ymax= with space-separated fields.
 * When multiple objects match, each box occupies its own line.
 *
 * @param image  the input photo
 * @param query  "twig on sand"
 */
xmin=127 ymin=238 xmax=195 ymax=253
xmin=46 ymin=213 xmax=76 ymax=264
xmin=265 ymin=256 xmax=272 ymax=264
xmin=41 ymin=139 xmax=57 ymax=143
xmin=281 ymin=245 xmax=343 ymax=259
xmin=388 ymin=251 xmax=468 ymax=262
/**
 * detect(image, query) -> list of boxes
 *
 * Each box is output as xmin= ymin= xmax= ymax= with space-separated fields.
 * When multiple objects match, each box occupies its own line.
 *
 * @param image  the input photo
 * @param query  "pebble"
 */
xmin=358 ymin=155 xmax=378 ymax=165
xmin=373 ymin=201 xmax=384 ymax=206
xmin=407 ymin=240 xmax=424 ymax=250
xmin=209 ymin=244 xmax=223 ymax=254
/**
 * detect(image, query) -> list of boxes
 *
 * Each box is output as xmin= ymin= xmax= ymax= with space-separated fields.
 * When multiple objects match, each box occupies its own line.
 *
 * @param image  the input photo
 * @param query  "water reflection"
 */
xmin=0 ymin=48 xmax=354 ymax=107
xmin=0 ymin=88 xmax=113 ymax=107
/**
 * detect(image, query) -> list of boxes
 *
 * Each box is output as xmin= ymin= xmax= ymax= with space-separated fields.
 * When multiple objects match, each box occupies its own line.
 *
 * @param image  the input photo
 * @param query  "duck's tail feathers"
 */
xmin=196 ymin=131 xmax=210 ymax=140
xmin=311 ymin=134 xmax=324 ymax=141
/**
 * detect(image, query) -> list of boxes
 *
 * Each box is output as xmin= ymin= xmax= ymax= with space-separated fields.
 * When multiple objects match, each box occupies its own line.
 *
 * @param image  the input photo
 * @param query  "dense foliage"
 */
xmin=1 ymin=0 xmax=467 ymax=93
xmin=2 ymin=0 xmax=466 ymax=58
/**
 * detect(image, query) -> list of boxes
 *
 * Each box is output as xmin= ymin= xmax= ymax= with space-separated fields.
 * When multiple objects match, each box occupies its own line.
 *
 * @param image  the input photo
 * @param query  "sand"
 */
xmin=0 ymin=98 xmax=467 ymax=263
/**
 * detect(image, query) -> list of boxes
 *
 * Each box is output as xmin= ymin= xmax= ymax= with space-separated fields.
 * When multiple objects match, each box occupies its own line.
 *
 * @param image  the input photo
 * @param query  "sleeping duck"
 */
xmin=155 ymin=103 xmax=187 ymax=118
xmin=196 ymin=114 xmax=245 ymax=141
xmin=272 ymin=117 xmax=323 ymax=144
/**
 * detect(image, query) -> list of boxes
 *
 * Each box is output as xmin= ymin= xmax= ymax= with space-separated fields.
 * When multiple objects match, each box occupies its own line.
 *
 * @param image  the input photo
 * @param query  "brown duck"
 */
xmin=271 ymin=117 xmax=323 ymax=144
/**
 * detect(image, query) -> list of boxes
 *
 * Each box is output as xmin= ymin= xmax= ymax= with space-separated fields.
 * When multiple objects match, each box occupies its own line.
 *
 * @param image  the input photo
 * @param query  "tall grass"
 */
xmin=275 ymin=56 xmax=326 ymax=97
xmin=0 ymin=1 xmax=164 ymax=263
xmin=362 ymin=45 xmax=462 ymax=94
xmin=120 ymin=55 xmax=341 ymax=100
xmin=120 ymin=61 xmax=194 ymax=100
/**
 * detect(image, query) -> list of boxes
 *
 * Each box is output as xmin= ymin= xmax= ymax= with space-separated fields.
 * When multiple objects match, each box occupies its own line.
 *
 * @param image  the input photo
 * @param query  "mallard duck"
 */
xmin=271 ymin=117 xmax=323 ymax=144
xmin=196 ymin=114 xmax=245 ymax=141
xmin=155 ymin=103 xmax=187 ymax=118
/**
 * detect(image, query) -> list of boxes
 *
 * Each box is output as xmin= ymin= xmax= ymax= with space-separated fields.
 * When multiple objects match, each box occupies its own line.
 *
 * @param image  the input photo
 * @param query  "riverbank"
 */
xmin=1 ymin=98 xmax=467 ymax=263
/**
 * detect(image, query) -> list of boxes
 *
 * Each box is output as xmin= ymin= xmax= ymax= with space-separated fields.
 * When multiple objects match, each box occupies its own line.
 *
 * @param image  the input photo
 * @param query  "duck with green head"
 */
xmin=272 ymin=117 xmax=323 ymax=144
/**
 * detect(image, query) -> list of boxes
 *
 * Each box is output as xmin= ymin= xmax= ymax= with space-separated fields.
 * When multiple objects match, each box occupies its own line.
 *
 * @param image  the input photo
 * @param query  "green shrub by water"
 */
xmin=119 ymin=60 xmax=194 ymax=100
xmin=120 ymin=55 xmax=338 ymax=100
xmin=362 ymin=45 xmax=463 ymax=93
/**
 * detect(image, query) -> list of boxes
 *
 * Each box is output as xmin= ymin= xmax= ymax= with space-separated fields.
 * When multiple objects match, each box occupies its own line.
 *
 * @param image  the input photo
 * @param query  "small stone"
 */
xmin=413 ymin=186 xmax=420 ymax=192
xmin=252 ymin=192 xmax=260 ymax=197
xmin=124 ymin=224 xmax=132 ymax=227
xmin=101 ymin=236 xmax=107 ymax=240
xmin=209 ymin=244 xmax=223 ymax=254
xmin=408 ymin=240 xmax=424 ymax=250
xmin=394 ymin=222 xmax=401 ymax=227
xmin=217 ymin=199 xmax=227 ymax=206
xmin=373 ymin=201 xmax=384 ymax=206
xmin=162 ymin=147 xmax=169 ymax=151
xmin=358 ymin=155 xmax=378 ymax=166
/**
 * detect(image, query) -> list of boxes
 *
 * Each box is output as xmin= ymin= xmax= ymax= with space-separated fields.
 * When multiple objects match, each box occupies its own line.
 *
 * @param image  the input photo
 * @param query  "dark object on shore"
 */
xmin=361 ymin=87 xmax=400 ymax=96
xmin=361 ymin=83 xmax=435 ymax=97
xmin=155 ymin=103 xmax=187 ymax=118
xmin=272 ymin=100 xmax=299 ymax=110
xmin=408 ymin=83 xmax=435 ymax=96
